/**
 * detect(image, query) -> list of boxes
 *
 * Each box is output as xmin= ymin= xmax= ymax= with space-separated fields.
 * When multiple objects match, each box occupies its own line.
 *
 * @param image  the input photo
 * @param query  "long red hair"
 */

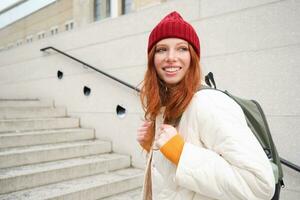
xmin=140 ymin=44 xmax=201 ymax=138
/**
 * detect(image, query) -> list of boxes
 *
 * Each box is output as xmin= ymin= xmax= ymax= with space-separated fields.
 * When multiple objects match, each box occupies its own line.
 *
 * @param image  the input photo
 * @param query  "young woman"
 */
xmin=137 ymin=11 xmax=275 ymax=200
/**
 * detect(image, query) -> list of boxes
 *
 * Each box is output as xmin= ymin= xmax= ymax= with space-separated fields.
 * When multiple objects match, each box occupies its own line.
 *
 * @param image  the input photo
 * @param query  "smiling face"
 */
xmin=154 ymin=38 xmax=191 ymax=86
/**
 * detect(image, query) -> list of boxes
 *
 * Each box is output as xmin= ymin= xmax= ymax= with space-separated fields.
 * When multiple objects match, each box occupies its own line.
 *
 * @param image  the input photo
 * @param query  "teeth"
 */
xmin=164 ymin=67 xmax=180 ymax=72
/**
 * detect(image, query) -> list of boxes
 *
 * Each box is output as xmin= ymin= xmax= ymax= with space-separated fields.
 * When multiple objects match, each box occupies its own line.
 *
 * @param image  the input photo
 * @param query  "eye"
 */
xmin=155 ymin=47 xmax=167 ymax=53
xmin=178 ymin=46 xmax=189 ymax=51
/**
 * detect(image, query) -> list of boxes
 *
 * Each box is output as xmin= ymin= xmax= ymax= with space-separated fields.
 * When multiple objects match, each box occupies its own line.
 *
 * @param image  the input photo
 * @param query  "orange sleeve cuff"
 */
xmin=160 ymin=134 xmax=184 ymax=165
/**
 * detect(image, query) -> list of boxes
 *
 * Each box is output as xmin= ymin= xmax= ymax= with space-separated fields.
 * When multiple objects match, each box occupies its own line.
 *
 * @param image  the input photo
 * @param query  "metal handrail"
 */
xmin=280 ymin=157 xmax=300 ymax=173
xmin=40 ymin=46 xmax=300 ymax=174
xmin=40 ymin=46 xmax=140 ymax=92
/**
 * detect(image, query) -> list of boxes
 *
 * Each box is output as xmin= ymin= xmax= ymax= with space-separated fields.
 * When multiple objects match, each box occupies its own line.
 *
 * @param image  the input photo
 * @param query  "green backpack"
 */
xmin=203 ymin=72 xmax=284 ymax=199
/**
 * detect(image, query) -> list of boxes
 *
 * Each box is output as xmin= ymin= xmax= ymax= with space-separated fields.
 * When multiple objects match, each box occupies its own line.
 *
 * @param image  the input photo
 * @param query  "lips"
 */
xmin=162 ymin=66 xmax=182 ymax=73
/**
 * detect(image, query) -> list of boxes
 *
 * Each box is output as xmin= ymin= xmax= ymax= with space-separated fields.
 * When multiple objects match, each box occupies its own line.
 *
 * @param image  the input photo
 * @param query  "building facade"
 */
xmin=0 ymin=0 xmax=168 ymax=51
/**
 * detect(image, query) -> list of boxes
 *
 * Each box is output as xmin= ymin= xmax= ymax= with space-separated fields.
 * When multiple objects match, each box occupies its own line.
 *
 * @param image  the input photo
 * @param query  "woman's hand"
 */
xmin=154 ymin=124 xmax=177 ymax=149
xmin=137 ymin=121 xmax=153 ymax=151
xmin=155 ymin=124 xmax=184 ymax=165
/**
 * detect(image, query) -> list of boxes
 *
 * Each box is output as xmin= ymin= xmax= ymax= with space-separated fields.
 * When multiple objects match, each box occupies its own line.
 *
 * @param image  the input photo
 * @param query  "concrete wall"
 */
xmin=0 ymin=0 xmax=299 ymax=171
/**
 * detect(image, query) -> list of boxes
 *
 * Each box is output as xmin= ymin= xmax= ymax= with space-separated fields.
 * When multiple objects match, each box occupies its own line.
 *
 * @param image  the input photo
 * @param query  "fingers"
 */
xmin=158 ymin=124 xmax=177 ymax=136
xmin=154 ymin=124 xmax=178 ymax=149
xmin=137 ymin=130 xmax=149 ymax=141
xmin=137 ymin=135 xmax=147 ymax=145
xmin=136 ymin=121 xmax=153 ymax=145
xmin=142 ymin=121 xmax=152 ymax=127
xmin=160 ymin=124 xmax=172 ymax=129
xmin=137 ymin=122 xmax=177 ymax=149
xmin=137 ymin=126 xmax=148 ymax=133
xmin=137 ymin=121 xmax=152 ymax=136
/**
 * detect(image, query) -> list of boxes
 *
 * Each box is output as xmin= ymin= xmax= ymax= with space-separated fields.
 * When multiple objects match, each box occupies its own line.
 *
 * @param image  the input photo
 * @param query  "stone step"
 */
xmin=100 ymin=188 xmax=142 ymax=200
xmin=0 ymin=168 xmax=144 ymax=200
xmin=0 ymin=128 xmax=95 ymax=148
xmin=0 ymin=107 xmax=66 ymax=119
xmin=0 ymin=99 xmax=53 ymax=108
xmin=0 ymin=153 xmax=131 ymax=194
xmin=0 ymin=117 xmax=79 ymax=133
xmin=0 ymin=140 xmax=111 ymax=168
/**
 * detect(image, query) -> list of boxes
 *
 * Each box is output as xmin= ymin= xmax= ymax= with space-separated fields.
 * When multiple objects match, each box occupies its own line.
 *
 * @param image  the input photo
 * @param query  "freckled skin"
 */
xmin=154 ymin=38 xmax=191 ymax=86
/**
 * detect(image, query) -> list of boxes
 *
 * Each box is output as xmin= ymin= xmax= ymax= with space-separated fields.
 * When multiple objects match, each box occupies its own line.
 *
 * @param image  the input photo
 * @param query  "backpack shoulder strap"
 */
xmin=205 ymin=72 xmax=217 ymax=89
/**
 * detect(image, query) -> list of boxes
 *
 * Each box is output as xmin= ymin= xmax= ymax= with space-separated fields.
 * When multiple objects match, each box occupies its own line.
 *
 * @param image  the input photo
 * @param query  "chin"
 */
xmin=164 ymin=80 xmax=181 ymax=86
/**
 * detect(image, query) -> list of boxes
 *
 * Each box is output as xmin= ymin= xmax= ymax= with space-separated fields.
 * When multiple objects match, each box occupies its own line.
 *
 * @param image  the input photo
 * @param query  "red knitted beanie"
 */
xmin=148 ymin=11 xmax=200 ymax=57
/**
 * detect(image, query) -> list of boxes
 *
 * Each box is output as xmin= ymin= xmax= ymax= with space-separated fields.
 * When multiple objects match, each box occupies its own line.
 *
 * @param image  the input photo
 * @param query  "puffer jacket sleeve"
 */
xmin=175 ymin=90 xmax=275 ymax=200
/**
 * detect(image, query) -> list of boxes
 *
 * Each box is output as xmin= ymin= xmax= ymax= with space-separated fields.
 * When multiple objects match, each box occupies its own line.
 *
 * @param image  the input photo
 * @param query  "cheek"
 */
xmin=154 ymin=55 xmax=162 ymax=69
xmin=187 ymin=56 xmax=192 ymax=70
xmin=186 ymin=56 xmax=191 ymax=68
xmin=154 ymin=56 xmax=164 ymax=75
xmin=182 ymin=57 xmax=191 ymax=74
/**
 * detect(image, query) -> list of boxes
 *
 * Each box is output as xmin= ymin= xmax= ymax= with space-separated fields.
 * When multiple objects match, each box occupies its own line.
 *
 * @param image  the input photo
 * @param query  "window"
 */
xmin=37 ymin=31 xmax=45 ymax=40
xmin=50 ymin=26 xmax=59 ymax=35
xmin=65 ymin=24 xmax=69 ymax=31
xmin=26 ymin=36 xmax=33 ymax=43
xmin=70 ymin=21 xmax=74 ymax=29
xmin=65 ymin=21 xmax=74 ymax=31
xmin=16 ymin=40 xmax=23 ymax=46
xmin=122 ymin=0 xmax=132 ymax=14
xmin=94 ymin=0 xmax=111 ymax=21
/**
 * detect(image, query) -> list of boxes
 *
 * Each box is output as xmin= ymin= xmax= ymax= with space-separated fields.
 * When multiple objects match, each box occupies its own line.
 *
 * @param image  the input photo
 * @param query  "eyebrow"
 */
xmin=156 ymin=42 xmax=189 ymax=47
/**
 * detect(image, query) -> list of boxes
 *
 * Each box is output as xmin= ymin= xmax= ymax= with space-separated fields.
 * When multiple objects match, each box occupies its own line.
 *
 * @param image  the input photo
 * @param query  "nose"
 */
xmin=165 ymin=49 xmax=177 ymax=62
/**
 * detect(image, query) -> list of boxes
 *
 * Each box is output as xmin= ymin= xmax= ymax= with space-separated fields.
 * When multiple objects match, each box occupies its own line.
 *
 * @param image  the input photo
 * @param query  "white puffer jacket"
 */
xmin=150 ymin=89 xmax=275 ymax=200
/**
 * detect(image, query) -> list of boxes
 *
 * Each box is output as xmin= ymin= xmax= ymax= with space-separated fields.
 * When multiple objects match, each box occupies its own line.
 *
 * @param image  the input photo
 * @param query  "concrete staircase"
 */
xmin=0 ymin=99 xmax=143 ymax=200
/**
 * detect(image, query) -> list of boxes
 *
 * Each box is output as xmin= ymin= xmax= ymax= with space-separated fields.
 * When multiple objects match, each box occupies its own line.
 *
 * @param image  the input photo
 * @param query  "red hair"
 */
xmin=140 ymin=44 xmax=201 ymax=138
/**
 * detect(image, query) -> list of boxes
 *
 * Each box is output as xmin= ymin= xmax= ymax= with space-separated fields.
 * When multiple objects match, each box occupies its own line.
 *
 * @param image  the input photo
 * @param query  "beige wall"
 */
xmin=73 ymin=0 xmax=94 ymax=27
xmin=134 ymin=0 xmax=165 ymax=9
